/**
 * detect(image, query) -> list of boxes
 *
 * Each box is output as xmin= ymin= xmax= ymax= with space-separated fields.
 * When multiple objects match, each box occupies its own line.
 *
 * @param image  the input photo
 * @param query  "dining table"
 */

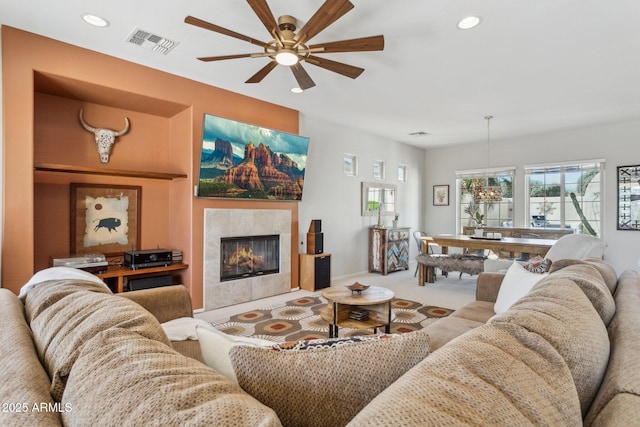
xmin=422 ymin=234 xmax=557 ymax=258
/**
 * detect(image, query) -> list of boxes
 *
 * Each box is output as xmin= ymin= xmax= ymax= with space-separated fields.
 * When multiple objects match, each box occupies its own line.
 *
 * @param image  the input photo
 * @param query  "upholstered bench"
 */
xmin=416 ymin=253 xmax=485 ymax=285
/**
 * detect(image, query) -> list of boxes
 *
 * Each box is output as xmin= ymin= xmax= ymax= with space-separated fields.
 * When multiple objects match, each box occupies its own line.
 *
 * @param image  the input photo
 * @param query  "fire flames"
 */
xmin=227 ymin=246 xmax=264 ymax=269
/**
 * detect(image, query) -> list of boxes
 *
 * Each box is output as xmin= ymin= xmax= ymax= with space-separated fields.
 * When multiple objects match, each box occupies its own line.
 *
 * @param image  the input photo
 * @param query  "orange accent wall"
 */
xmin=2 ymin=26 xmax=301 ymax=309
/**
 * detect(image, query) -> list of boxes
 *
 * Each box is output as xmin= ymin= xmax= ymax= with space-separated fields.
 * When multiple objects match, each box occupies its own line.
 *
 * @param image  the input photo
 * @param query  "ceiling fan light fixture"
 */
xmin=457 ymin=16 xmax=481 ymax=30
xmin=82 ymin=14 xmax=110 ymax=28
xmin=275 ymin=49 xmax=299 ymax=66
xmin=290 ymin=87 xmax=304 ymax=94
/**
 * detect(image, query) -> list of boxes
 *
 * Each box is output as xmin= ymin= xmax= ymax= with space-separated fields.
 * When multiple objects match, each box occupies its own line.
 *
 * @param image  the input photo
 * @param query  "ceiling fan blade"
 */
xmin=185 ymin=15 xmax=269 ymax=49
xmin=246 ymin=0 xmax=278 ymax=37
xmin=295 ymin=0 xmax=354 ymax=46
xmin=305 ymin=55 xmax=364 ymax=79
xmin=198 ymin=53 xmax=254 ymax=62
xmin=246 ymin=61 xmax=278 ymax=83
xmin=290 ymin=63 xmax=316 ymax=90
xmin=310 ymin=35 xmax=384 ymax=53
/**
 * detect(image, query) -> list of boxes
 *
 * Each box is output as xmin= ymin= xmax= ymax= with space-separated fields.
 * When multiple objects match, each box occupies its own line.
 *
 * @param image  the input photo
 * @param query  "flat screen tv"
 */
xmin=197 ymin=114 xmax=310 ymax=201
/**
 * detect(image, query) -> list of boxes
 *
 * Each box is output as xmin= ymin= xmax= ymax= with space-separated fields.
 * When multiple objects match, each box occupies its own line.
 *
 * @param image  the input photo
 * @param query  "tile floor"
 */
xmin=195 ymin=263 xmax=478 ymax=323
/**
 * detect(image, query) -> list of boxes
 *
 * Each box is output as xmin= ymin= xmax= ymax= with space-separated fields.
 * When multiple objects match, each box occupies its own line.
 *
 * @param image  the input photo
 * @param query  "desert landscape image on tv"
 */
xmin=197 ymin=114 xmax=310 ymax=201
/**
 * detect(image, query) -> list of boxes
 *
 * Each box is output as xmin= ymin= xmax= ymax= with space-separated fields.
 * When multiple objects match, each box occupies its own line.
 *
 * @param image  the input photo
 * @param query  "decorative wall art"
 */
xmin=344 ymin=154 xmax=358 ymax=176
xmin=70 ymin=184 xmax=141 ymax=255
xmin=433 ymin=185 xmax=449 ymax=206
xmin=197 ymin=114 xmax=310 ymax=201
xmin=617 ymin=165 xmax=640 ymax=230
xmin=373 ymin=160 xmax=385 ymax=180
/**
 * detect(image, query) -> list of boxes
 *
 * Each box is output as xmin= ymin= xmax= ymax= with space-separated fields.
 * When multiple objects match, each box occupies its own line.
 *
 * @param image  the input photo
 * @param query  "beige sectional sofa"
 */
xmin=1 ymin=258 xmax=639 ymax=426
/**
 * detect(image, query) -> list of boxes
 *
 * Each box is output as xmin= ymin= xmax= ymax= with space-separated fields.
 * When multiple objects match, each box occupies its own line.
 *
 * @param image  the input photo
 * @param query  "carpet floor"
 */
xmin=209 ymin=293 xmax=453 ymax=343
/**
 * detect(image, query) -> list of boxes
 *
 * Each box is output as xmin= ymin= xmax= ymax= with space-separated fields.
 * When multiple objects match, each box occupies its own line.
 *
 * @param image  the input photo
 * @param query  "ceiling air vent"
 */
xmin=126 ymin=28 xmax=178 ymax=55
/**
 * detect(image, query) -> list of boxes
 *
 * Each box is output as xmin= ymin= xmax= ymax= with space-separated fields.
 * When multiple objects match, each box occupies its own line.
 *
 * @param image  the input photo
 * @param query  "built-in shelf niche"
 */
xmin=32 ymin=71 xmax=192 ymax=273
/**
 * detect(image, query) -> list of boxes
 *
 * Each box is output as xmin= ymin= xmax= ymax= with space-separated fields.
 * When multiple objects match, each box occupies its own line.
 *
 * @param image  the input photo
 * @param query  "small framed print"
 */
xmin=398 ymin=165 xmax=407 ymax=183
xmin=343 ymin=154 xmax=358 ymax=176
xmin=433 ymin=185 xmax=449 ymax=206
xmin=70 ymin=183 xmax=141 ymax=255
xmin=373 ymin=160 xmax=385 ymax=180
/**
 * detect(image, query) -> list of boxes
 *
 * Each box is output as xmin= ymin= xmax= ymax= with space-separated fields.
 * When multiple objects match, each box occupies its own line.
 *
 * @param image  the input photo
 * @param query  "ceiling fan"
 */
xmin=185 ymin=0 xmax=384 ymax=90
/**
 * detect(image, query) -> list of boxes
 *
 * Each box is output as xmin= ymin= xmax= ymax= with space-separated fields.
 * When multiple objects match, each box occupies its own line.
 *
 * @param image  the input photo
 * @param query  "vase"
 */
xmin=474 ymin=227 xmax=484 ymax=237
xmin=392 ymin=220 xmax=398 ymax=228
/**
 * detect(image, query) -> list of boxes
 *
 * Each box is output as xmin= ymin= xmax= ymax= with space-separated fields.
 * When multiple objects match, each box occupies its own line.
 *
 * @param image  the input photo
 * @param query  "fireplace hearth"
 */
xmin=220 ymin=234 xmax=279 ymax=282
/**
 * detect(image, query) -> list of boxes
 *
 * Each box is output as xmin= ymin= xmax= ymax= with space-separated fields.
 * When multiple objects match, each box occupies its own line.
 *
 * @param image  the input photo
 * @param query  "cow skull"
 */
xmin=78 ymin=109 xmax=130 ymax=163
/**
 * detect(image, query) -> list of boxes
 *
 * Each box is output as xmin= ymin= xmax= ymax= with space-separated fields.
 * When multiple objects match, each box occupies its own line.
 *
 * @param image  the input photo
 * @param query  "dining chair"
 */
xmin=413 ymin=231 xmax=433 ymax=277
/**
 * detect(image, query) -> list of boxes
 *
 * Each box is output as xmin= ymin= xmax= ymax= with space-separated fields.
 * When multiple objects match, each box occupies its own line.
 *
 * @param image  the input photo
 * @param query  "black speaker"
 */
xmin=314 ymin=255 xmax=331 ymax=290
xmin=128 ymin=275 xmax=172 ymax=291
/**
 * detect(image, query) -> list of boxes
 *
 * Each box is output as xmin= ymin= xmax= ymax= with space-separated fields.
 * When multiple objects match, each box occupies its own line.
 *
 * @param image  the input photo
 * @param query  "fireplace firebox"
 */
xmin=220 ymin=234 xmax=280 ymax=282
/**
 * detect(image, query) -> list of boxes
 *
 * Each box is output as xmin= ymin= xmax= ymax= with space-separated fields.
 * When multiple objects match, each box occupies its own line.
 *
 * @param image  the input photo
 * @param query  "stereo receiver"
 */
xmin=124 ymin=249 xmax=172 ymax=270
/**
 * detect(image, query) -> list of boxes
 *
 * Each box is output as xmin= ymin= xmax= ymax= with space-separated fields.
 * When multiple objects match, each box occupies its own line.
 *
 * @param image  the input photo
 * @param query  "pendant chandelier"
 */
xmin=473 ymin=115 xmax=503 ymax=202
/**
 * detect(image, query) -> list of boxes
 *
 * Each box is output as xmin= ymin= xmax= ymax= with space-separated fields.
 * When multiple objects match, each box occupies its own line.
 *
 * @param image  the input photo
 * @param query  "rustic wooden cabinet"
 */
xmin=368 ymin=227 xmax=410 ymax=275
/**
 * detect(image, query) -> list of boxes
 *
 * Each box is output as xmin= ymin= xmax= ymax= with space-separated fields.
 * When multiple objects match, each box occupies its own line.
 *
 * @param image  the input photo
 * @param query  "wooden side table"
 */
xmin=320 ymin=285 xmax=395 ymax=338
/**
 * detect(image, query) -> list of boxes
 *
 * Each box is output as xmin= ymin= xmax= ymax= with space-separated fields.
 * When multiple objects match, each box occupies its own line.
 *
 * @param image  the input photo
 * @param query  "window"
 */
xmin=525 ymin=160 xmax=603 ymax=236
xmin=456 ymin=167 xmax=515 ymax=232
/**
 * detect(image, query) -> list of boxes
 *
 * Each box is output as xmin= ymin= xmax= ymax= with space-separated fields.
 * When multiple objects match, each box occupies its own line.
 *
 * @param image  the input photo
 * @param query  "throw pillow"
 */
xmin=494 ymin=261 xmax=547 ymax=314
xmin=523 ymin=256 xmax=552 ymax=273
xmin=195 ymin=324 xmax=274 ymax=383
xmin=229 ymin=330 xmax=431 ymax=427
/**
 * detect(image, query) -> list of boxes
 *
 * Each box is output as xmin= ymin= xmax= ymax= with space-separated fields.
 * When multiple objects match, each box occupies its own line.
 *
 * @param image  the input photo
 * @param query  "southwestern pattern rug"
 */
xmin=210 ymin=294 xmax=453 ymax=343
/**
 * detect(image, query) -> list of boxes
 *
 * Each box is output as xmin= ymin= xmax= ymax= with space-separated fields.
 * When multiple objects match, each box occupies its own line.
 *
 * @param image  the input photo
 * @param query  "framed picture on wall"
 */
xmin=433 ymin=185 xmax=449 ymax=206
xmin=70 ymin=183 xmax=141 ymax=255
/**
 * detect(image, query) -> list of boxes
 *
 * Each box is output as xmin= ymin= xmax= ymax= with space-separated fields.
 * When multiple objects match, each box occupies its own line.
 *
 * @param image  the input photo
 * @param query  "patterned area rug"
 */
xmin=210 ymin=294 xmax=453 ymax=343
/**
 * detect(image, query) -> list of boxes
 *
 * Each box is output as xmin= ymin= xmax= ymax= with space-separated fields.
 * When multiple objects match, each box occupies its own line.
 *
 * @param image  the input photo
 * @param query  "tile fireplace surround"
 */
xmin=203 ymin=208 xmax=292 ymax=310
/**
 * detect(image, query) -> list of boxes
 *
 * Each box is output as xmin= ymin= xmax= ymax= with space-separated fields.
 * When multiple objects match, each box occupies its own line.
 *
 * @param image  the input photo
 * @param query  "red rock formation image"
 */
xmin=213 ymin=141 xmax=304 ymax=199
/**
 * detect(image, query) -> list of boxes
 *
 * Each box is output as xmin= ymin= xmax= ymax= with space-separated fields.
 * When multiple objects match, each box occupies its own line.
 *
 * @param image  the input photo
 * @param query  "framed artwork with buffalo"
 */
xmin=70 ymin=183 xmax=141 ymax=255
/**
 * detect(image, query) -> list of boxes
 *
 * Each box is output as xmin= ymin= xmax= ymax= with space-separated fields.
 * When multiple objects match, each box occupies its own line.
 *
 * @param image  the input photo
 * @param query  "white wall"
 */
xmin=299 ymin=114 xmax=426 ymax=279
xmin=424 ymin=119 xmax=640 ymax=274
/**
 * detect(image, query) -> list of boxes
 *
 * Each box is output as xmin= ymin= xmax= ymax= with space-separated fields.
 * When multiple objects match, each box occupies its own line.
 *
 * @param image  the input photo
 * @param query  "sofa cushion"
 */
xmin=494 ymin=261 xmax=547 ymax=314
xmin=549 ymin=258 xmax=618 ymax=293
xmin=421 ymin=315 xmax=484 ymax=351
xmin=450 ymin=300 xmax=495 ymax=323
xmin=0 ymin=289 xmax=61 ymax=427
xmin=195 ymin=324 xmax=274 ymax=383
xmin=25 ymin=279 xmax=171 ymax=401
xmin=539 ymin=264 xmax=615 ymax=325
xmin=584 ymin=270 xmax=640 ymax=426
xmin=230 ymin=331 xmax=431 ymax=427
xmin=490 ymin=278 xmax=610 ymax=416
xmin=61 ymin=328 xmax=281 ymax=427
xmin=348 ymin=325 xmax=582 ymax=426
xmin=589 ymin=394 xmax=640 ymax=427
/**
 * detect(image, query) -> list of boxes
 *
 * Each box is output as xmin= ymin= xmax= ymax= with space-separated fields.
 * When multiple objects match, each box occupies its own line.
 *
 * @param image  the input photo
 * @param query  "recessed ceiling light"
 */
xmin=82 ymin=14 xmax=110 ymax=28
xmin=290 ymin=87 xmax=304 ymax=94
xmin=457 ymin=16 xmax=481 ymax=30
